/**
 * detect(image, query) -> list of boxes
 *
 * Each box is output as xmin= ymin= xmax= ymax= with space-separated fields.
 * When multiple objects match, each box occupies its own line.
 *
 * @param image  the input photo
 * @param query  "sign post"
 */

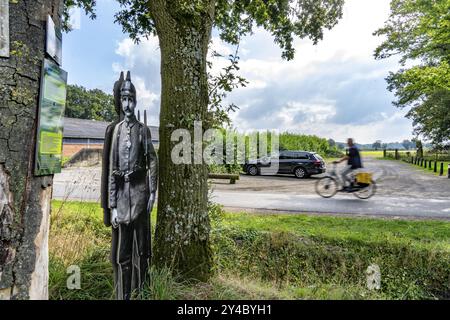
xmin=0 ymin=0 xmax=9 ymax=57
xmin=34 ymin=58 xmax=68 ymax=176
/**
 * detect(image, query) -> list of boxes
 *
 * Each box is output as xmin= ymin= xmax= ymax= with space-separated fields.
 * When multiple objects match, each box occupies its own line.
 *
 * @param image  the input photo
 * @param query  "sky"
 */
xmin=62 ymin=0 xmax=414 ymax=144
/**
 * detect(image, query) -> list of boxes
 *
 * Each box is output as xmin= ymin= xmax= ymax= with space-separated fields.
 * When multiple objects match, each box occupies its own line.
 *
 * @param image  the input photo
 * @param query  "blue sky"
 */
xmin=62 ymin=0 xmax=414 ymax=144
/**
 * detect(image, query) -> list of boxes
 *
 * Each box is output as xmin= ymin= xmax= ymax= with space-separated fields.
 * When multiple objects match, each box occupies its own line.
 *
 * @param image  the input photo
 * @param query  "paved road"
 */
xmin=53 ymin=158 xmax=450 ymax=220
xmin=211 ymin=191 xmax=450 ymax=220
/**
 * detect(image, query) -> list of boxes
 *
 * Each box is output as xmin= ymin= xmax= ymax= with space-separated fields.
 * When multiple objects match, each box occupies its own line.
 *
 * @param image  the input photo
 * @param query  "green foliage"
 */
xmin=409 ymin=89 xmax=450 ymax=147
xmin=214 ymin=0 xmax=345 ymax=60
xmin=113 ymin=0 xmax=345 ymax=61
xmin=374 ymin=0 xmax=450 ymax=147
xmin=278 ymin=132 xmax=343 ymax=157
xmin=207 ymin=130 xmax=343 ymax=174
xmin=65 ymin=85 xmax=116 ymax=122
xmin=207 ymin=131 xmax=343 ymax=174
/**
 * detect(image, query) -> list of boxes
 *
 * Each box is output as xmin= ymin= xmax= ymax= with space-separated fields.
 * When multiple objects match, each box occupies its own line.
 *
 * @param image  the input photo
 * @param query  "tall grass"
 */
xmin=49 ymin=200 xmax=450 ymax=300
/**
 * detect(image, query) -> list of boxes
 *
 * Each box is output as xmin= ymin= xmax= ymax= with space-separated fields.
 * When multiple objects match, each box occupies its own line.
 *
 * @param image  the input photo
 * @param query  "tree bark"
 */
xmin=150 ymin=0 xmax=215 ymax=281
xmin=0 ymin=0 xmax=62 ymax=300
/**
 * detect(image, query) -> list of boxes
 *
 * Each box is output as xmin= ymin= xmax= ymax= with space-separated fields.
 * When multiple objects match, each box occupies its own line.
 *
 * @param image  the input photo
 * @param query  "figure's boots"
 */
xmin=115 ymin=262 xmax=133 ymax=300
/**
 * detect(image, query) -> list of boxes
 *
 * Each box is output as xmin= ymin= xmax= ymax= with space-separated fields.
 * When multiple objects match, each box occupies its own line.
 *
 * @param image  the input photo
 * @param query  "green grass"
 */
xmin=61 ymin=156 xmax=71 ymax=167
xmin=49 ymin=200 xmax=450 ymax=300
xmin=415 ymin=161 xmax=449 ymax=177
xmin=386 ymin=157 xmax=450 ymax=177
xmin=220 ymin=213 xmax=450 ymax=251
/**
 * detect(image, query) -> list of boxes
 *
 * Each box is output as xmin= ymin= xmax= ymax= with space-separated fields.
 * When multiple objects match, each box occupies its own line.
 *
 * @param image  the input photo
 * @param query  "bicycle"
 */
xmin=315 ymin=163 xmax=377 ymax=199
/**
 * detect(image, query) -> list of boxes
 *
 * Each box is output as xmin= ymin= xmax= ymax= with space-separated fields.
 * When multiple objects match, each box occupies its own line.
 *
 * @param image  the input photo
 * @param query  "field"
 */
xmin=49 ymin=200 xmax=450 ymax=300
xmin=360 ymin=150 xmax=384 ymax=158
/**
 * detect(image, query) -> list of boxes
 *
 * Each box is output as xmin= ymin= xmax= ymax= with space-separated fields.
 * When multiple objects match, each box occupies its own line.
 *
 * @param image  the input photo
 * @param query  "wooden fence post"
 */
xmin=440 ymin=163 xmax=444 ymax=176
xmin=434 ymin=161 xmax=437 ymax=173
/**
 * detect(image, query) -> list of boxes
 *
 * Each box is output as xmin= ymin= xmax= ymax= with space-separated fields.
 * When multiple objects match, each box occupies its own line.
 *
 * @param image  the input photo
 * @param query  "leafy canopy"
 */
xmin=374 ymin=0 xmax=450 ymax=147
xmin=114 ymin=0 xmax=345 ymax=60
xmin=65 ymin=85 xmax=116 ymax=122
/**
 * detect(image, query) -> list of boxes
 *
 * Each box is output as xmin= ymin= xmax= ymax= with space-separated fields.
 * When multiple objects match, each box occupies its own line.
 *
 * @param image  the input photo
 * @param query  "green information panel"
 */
xmin=35 ymin=58 xmax=68 ymax=176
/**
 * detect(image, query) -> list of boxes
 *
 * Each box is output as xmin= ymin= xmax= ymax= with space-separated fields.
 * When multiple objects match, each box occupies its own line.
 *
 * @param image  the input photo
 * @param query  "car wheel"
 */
xmin=247 ymin=165 xmax=259 ymax=176
xmin=294 ymin=167 xmax=307 ymax=179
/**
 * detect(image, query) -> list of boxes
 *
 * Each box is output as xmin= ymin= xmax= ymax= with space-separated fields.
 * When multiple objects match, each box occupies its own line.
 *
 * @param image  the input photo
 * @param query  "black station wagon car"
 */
xmin=243 ymin=151 xmax=326 ymax=179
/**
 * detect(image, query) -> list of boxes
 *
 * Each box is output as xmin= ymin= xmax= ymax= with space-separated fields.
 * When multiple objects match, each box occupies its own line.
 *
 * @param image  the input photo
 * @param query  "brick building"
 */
xmin=62 ymin=117 xmax=159 ymax=158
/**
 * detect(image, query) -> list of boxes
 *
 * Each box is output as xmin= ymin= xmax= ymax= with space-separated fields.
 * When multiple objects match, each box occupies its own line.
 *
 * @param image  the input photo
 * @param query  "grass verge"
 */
xmin=49 ymin=200 xmax=450 ymax=300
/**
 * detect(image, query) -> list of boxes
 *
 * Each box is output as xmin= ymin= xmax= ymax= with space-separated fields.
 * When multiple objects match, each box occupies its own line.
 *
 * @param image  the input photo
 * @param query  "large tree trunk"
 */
xmin=150 ymin=0 xmax=215 ymax=281
xmin=0 ymin=0 xmax=62 ymax=300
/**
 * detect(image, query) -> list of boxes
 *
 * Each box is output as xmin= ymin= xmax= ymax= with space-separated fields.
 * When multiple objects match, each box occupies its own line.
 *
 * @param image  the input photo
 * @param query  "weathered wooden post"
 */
xmin=440 ymin=163 xmax=444 ymax=176
xmin=448 ymin=164 xmax=450 ymax=179
xmin=395 ymin=149 xmax=399 ymax=160
xmin=383 ymin=149 xmax=387 ymax=158
xmin=0 ymin=0 xmax=65 ymax=300
xmin=434 ymin=161 xmax=437 ymax=173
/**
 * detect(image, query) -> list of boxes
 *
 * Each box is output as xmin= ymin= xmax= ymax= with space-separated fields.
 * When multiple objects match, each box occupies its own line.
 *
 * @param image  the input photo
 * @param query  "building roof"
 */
xmin=63 ymin=117 xmax=160 ymax=142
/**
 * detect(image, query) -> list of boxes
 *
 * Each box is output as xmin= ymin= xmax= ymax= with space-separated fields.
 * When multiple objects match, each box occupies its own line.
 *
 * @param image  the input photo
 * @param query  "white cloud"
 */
xmin=111 ymin=0 xmax=413 ymax=143
xmin=113 ymin=36 xmax=161 ymax=125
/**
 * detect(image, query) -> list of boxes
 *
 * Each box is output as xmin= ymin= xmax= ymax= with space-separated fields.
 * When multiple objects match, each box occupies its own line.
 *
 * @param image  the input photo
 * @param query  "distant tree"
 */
xmin=65 ymin=85 xmax=116 ymax=122
xmin=382 ymin=143 xmax=388 ymax=150
xmin=402 ymin=139 xmax=413 ymax=150
xmin=337 ymin=143 xmax=345 ymax=150
xmin=372 ymin=140 xmax=382 ymax=150
xmin=414 ymin=139 xmax=424 ymax=158
xmin=328 ymin=139 xmax=336 ymax=148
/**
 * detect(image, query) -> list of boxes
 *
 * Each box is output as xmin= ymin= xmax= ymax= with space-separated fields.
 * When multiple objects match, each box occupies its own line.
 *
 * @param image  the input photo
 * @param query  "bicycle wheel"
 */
xmin=315 ymin=177 xmax=338 ymax=198
xmin=354 ymin=180 xmax=377 ymax=199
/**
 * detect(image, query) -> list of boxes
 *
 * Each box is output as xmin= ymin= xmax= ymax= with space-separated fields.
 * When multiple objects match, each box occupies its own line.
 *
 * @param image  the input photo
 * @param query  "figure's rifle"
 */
xmin=144 ymin=110 xmax=154 ymax=258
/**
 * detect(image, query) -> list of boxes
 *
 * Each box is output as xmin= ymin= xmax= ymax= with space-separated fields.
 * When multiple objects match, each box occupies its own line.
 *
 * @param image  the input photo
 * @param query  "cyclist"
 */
xmin=333 ymin=138 xmax=363 ymax=191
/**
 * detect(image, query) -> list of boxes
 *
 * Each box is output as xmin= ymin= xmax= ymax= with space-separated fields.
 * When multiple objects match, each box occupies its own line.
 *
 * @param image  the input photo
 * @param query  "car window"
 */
xmin=296 ymin=152 xmax=309 ymax=160
xmin=313 ymin=154 xmax=324 ymax=161
xmin=279 ymin=152 xmax=291 ymax=160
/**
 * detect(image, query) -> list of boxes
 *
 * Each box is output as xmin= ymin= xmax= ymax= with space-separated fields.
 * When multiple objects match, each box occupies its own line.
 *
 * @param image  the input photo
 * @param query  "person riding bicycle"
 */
xmin=333 ymin=138 xmax=363 ymax=191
